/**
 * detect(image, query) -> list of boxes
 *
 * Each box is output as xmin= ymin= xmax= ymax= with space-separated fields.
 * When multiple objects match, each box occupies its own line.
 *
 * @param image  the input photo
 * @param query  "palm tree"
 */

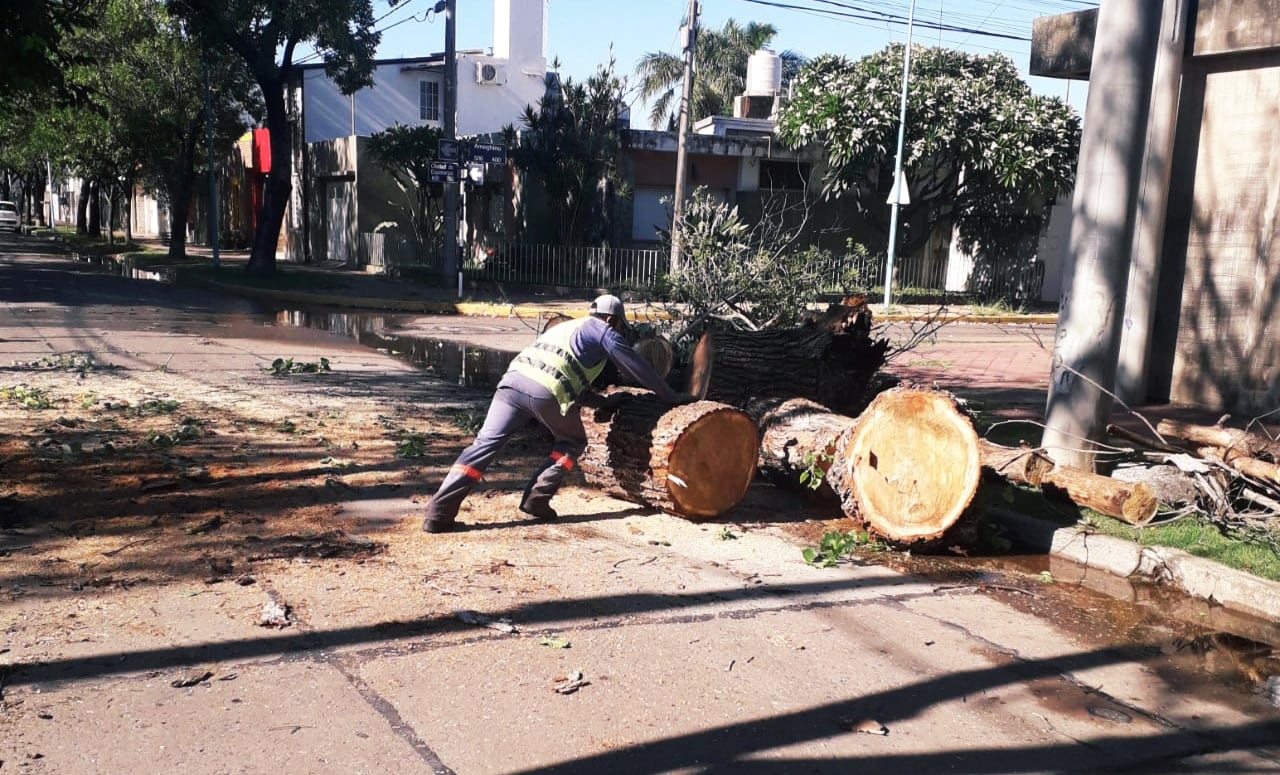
xmin=634 ymin=18 xmax=805 ymax=130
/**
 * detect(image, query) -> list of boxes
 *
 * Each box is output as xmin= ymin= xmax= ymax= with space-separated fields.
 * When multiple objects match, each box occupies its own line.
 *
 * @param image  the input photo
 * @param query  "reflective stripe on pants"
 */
xmin=425 ymin=385 xmax=587 ymax=523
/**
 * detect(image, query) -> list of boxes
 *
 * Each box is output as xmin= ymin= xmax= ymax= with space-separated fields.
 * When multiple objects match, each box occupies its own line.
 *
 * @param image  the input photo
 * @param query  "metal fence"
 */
xmin=378 ymin=237 xmax=1044 ymax=302
xmin=464 ymin=243 xmax=669 ymax=292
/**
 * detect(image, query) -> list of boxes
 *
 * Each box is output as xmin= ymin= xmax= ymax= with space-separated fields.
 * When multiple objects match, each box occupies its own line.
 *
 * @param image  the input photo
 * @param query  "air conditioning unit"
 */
xmin=475 ymin=62 xmax=507 ymax=85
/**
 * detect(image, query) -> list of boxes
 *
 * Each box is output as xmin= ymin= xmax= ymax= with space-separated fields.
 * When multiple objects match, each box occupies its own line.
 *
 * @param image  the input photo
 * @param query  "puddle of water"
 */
xmin=890 ymin=552 xmax=1280 ymax=705
xmin=272 ymin=308 xmax=513 ymax=389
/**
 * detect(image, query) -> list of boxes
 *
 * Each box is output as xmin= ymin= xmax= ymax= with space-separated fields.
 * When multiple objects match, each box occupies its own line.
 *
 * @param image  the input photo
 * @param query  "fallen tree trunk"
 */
xmin=755 ymin=398 xmax=855 ymax=502
xmin=832 ymin=388 xmax=982 ymax=544
xmin=1156 ymin=419 xmax=1280 ymax=461
xmin=978 ymin=440 xmax=1054 ymax=487
xmin=578 ymin=393 xmax=758 ymax=520
xmin=702 ymin=324 xmax=889 ymax=415
xmin=1040 ymin=466 xmax=1160 ymax=526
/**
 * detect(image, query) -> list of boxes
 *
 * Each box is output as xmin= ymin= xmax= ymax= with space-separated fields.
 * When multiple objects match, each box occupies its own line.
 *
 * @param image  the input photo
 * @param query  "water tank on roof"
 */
xmin=745 ymin=48 xmax=782 ymax=96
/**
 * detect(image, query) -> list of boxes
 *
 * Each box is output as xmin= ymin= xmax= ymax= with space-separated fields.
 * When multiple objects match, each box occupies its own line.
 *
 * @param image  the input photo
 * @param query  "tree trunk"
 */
xmin=87 ymin=180 xmax=101 ymax=237
xmin=833 ymin=387 xmax=982 ymax=544
xmin=754 ymin=397 xmax=855 ymax=503
xmin=106 ymin=184 xmax=117 ymax=245
xmin=702 ymin=323 xmax=889 ymax=416
xmin=577 ymin=393 xmax=759 ymax=520
xmin=248 ymin=72 xmax=289 ymax=275
xmin=167 ymin=128 xmax=200 ymax=259
xmin=76 ymin=181 xmax=88 ymax=235
xmin=1040 ymin=466 xmax=1159 ymax=526
xmin=979 ymin=440 xmax=1053 ymax=487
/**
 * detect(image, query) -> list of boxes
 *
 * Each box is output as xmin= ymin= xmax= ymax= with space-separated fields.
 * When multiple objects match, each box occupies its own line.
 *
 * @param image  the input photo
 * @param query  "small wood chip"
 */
xmin=170 ymin=671 xmax=214 ymax=688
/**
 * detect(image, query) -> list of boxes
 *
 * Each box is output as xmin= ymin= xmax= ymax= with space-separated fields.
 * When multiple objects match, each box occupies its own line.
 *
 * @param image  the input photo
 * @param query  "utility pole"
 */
xmin=204 ymin=54 xmax=221 ymax=268
xmin=669 ymin=0 xmax=699 ymax=274
xmin=441 ymin=0 xmax=460 ymax=296
xmin=882 ymin=0 xmax=917 ymax=312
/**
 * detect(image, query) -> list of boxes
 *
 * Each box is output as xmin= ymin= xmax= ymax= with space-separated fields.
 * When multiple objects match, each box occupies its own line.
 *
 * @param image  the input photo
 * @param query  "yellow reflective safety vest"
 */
xmin=508 ymin=317 xmax=606 ymax=415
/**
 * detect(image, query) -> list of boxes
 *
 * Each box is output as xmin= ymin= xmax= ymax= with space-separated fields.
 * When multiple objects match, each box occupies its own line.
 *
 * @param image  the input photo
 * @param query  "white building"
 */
xmin=295 ymin=0 xmax=547 ymax=143
xmin=284 ymin=0 xmax=548 ymax=265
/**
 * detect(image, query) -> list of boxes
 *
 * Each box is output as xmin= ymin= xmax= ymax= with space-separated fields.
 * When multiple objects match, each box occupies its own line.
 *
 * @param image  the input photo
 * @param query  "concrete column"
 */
xmin=1042 ymin=0 xmax=1165 ymax=470
xmin=1115 ymin=0 xmax=1189 ymax=404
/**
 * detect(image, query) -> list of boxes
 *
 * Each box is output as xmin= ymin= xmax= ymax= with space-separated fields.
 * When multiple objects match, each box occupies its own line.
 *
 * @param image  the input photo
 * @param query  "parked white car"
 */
xmin=0 ymin=201 xmax=19 ymax=231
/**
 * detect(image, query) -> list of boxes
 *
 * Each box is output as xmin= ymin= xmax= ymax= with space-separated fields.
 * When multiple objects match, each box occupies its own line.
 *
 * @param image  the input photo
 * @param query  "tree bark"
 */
xmin=1197 ymin=447 xmax=1280 ymax=485
xmin=703 ymin=323 xmax=889 ymax=416
xmin=577 ymin=393 xmax=758 ymax=520
xmin=1156 ymin=419 xmax=1280 ymax=461
xmin=87 ymin=180 xmax=101 ymax=238
xmin=167 ymin=120 xmax=201 ymax=259
xmin=247 ymin=70 xmax=289 ymax=275
xmin=76 ymin=180 xmax=88 ymax=235
xmin=833 ymin=387 xmax=982 ymax=544
xmin=979 ymin=440 xmax=1053 ymax=487
xmin=1040 ymin=466 xmax=1160 ymax=526
xmin=754 ymin=397 xmax=854 ymax=503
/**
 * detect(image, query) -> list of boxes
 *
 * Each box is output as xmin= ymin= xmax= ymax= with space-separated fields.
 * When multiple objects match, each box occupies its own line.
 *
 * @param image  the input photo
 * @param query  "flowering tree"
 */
xmin=777 ymin=44 xmax=1080 ymax=264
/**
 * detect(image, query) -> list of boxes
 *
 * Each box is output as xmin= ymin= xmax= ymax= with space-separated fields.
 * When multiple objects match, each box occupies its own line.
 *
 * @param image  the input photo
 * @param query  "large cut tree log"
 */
xmin=578 ymin=394 xmax=758 ymax=520
xmin=755 ymin=398 xmax=856 ymax=502
xmin=1156 ymin=419 xmax=1280 ymax=460
xmin=703 ymin=325 xmax=889 ymax=415
xmin=832 ymin=388 xmax=982 ymax=544
xmin=1040 ymin=466 xmax=1159 ymax=526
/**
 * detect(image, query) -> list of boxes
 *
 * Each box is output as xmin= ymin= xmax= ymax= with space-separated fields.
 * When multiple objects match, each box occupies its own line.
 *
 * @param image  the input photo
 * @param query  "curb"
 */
xmin=993 ymin=508 xmax=1280 ymax=623
xmin=197 ymin=278 xmax=677 ymax=322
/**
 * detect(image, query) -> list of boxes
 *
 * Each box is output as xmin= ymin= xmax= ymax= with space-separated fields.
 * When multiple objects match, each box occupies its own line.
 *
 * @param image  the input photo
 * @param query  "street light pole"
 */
xmin=441 ymin=0 xmax=460 ymax=296
xmin=882 ymin=0 xmax=917 ymax=311
xmin=669 ymin=0 xmax=699 ymax=274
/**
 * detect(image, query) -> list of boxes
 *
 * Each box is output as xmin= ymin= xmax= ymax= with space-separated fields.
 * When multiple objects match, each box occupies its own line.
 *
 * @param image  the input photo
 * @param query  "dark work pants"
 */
xmin=424 ymin=385 xmax=587 ymax=524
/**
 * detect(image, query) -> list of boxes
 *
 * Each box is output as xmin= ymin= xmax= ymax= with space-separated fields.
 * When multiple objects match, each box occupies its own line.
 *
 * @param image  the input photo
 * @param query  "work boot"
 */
xmin=519 ymin=498 xmax=558 ymax=521
xmin=422 ymin=517 xmax=462 ymax=534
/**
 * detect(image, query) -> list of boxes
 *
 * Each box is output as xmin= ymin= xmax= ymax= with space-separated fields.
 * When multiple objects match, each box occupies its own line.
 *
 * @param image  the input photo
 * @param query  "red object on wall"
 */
xmin=251 ymin=128 xmax=272 ymax=173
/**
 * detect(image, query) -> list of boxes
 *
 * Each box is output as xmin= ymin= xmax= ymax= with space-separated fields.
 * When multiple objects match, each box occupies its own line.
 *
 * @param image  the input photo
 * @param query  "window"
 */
xmin=759 ymin=160 xmax=810 ymax=191
xmin=419 ymin=80 xmax=440 ymax=122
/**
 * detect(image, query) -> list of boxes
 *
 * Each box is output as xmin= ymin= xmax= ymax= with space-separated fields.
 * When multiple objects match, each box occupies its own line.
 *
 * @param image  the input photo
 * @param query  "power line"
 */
xmin=295 ymin=0 xmax=424 ymax=65
xmin=738 ymin=0 xmax=1031 ymax=41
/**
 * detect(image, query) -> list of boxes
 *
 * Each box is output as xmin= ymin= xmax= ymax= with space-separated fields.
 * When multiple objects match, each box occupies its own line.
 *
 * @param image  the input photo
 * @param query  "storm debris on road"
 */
xmin=455 ymin=609 xmax=518 ymax=633
xmin=552 ymin=671 xmax=590 ymax=695
xmin=257 ymin=590 xmax=292 ymax=628
xmin=170 ymin=671 xmax=214 ymax=688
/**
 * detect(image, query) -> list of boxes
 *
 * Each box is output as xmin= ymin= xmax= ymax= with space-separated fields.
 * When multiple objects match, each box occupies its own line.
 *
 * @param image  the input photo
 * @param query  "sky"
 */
xmin=301 ymin=0 xmax=1095 ymax=127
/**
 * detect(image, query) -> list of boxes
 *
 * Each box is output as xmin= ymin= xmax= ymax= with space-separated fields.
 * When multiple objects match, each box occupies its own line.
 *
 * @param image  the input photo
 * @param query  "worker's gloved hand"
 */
xmin=674 ymin=392 xmax=700 ymax=405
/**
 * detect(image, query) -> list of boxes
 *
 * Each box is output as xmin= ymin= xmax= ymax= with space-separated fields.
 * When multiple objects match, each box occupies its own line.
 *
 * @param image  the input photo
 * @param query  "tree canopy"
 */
xmin=777 ymin=45 xmax=1080 ymax=262
xmin=366 ymin=123 xmax=445 ymax=261
xmin=513 ymin=60 xmax=629 ymax=247
xmin=166 ymin=0 xmax=390 ymax=272
xmin=634 ymin=19 xmax=803 ymax=130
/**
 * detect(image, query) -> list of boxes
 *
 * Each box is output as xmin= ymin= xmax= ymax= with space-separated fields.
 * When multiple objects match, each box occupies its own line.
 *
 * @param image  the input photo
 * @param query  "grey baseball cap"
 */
xmin=589 ymin=294 xmax=626 ymax=319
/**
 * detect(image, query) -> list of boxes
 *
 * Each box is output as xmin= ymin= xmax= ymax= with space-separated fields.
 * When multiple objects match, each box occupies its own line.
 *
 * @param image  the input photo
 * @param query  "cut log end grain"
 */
xmin=634 ymin=336 xmax=674 ymax=380
xmin=838 ymin=388 xmax=981 ymax=543
xmin=579 ymin=395 xmax=758 ymax=520
xmin=663 ymin=407 xmax=759 ymax=518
